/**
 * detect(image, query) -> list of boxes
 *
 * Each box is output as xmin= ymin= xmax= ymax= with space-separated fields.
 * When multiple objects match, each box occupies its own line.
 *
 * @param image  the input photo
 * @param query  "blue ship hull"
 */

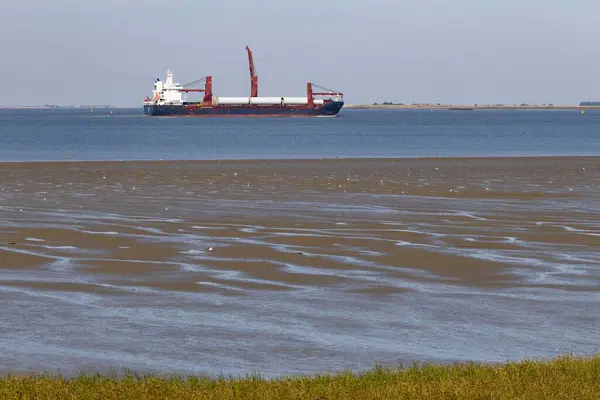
xmin=143 ymin=101 xmax=344 ymax=117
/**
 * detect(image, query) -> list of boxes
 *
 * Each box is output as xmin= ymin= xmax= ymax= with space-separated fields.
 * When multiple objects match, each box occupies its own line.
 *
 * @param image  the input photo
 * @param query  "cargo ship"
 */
xmin=143 ymin=46 xmax=344 ymax=117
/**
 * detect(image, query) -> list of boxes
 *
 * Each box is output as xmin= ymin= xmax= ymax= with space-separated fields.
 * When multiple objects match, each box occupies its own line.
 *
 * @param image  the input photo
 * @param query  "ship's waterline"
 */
xmin=143 ymin=101 xmax=344 ymax=117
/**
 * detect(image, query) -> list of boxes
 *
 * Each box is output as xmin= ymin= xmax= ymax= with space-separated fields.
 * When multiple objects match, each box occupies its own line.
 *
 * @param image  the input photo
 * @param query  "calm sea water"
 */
xmin=2 ymin=108 xmax=600 ymax=376
xmin=1 ymin=108 xmax=599 ymax=161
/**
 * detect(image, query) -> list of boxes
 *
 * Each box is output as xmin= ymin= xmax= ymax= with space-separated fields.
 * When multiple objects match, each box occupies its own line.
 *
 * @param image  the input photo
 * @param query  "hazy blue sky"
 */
xmin=1 ymin=0 xmax=599 ymax=106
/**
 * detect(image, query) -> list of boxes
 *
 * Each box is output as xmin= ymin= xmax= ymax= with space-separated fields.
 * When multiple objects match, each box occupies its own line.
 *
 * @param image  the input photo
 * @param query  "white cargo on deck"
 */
xmin=214 ymin=97 xmax=250 ymax=105
xmin=282 ymin=97 xmax=308 ymax=105
xmin=210 ymin=96 xmax=325 ymax=107
xmin=250 ymin=97 xmax=282 ymax=105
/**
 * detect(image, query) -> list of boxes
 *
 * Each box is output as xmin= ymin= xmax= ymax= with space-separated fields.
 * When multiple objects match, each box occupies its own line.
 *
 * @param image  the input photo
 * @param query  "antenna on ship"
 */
xmin=246 ymin=45 xmax=258 ymax=97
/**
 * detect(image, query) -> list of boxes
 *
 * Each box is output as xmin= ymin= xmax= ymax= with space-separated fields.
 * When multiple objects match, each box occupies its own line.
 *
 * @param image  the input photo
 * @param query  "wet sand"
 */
xmin=1 ymin=156 xmax=599 ymax=376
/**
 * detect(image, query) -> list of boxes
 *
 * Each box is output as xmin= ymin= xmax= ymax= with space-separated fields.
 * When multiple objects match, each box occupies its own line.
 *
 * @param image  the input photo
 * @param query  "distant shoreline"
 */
xmin=345 ymin=104 xmax=598 ymax=110
xmin=0 ymin=106 xmax=116 ymax=109
xmin=1 ymin=104 xmax=598 ymax=111
xmin=0 ymin=106 xmax=57 ymax=109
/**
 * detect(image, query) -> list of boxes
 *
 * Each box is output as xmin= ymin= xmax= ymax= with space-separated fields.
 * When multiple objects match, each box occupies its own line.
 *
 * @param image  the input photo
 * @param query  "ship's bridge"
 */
xmin=149 ymin=69 xmax=184 ymax=105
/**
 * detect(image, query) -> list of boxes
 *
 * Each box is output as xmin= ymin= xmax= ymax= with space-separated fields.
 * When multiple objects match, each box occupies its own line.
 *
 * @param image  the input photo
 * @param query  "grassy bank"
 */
xmin=2 ymin=354 xmax=599 ymax=399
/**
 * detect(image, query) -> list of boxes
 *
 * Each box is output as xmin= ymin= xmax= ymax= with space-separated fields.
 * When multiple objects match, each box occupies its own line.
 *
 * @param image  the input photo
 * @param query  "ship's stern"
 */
xmin=143 ymin=103 xmax=155 ymax=116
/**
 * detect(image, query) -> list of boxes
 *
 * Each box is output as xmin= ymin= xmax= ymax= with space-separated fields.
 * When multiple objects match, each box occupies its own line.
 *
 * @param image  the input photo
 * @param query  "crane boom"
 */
xmin=246 ymin=45 xmax=258 ymax=97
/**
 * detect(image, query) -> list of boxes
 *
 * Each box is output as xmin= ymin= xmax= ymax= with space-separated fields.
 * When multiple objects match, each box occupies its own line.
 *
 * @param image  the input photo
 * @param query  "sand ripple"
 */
xmin=1 ymin=157 xmax=599 ymax=376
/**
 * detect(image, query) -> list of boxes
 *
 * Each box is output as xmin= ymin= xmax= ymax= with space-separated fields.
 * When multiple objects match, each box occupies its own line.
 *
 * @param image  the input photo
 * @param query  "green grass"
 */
xmin=2 ymin=354 xmax=599 ymax=399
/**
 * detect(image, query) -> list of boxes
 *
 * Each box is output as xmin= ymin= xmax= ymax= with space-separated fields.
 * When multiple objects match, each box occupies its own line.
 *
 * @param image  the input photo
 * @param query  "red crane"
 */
xmin=178 ymin=76 xmax=213 ymax=105
xmin=246 ymin=45 xmax=258 ymax=97
xmin=306 ymin=82 xmax=343 ymax=108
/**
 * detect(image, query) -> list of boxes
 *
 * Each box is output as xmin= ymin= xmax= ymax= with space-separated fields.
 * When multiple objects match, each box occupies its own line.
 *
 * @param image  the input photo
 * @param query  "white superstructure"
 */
xmin=145 ymin=69 xmax=184 ymax=105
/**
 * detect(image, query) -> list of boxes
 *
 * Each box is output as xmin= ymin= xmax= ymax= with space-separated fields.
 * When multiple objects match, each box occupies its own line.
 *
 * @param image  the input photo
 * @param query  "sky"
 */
xmin=0 ymin=0 xmax=599 ymax=107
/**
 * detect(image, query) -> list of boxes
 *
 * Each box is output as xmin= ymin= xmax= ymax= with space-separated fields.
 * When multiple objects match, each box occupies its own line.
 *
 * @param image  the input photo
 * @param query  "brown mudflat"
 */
xmin=1 ymin=156 xmax=599 ymax=377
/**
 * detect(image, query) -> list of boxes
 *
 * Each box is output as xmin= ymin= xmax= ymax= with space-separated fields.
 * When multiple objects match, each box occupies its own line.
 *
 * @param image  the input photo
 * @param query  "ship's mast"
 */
xmin=246 ymin=45 xmax=258 ymax=97
xmin=165 ymin=69 xmax=174 ymax=87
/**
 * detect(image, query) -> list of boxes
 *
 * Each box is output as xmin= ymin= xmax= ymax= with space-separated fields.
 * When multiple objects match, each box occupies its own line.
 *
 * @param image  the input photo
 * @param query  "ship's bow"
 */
xmin=322 ymin=101 xmax=344 ymax=116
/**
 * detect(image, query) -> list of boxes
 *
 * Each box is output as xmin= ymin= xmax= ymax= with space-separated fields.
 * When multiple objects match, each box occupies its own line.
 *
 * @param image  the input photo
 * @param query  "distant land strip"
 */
xmin=1 ymin=104 xmax=599 ymax=111
xmin=0 ymin=105 xmax=114 ymax=109
xmin=345 ymin=104 xmax=600 ymax=110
